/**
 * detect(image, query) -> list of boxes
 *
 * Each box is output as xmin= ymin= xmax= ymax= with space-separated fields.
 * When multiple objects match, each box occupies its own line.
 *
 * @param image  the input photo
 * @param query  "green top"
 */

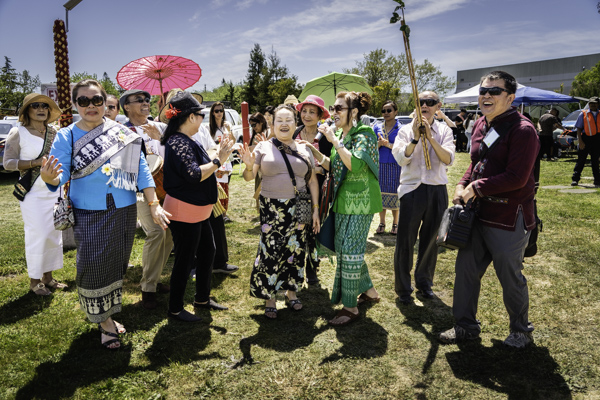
xmin=331 ymin=123 xmax=383 ymax=215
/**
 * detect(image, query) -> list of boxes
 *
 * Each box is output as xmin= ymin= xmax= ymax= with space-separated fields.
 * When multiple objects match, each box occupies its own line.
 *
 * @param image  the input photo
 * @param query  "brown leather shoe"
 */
xmin=156 ymin=283 xmax=170 ymax=294
xmin=141 ymin=291 xmax=158 ymax=309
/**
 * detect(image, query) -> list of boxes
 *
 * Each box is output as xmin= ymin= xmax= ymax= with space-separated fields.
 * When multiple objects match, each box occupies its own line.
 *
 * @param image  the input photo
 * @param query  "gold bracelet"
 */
xmin=29 ymin=160 xmax=33 ymax=168
xmin=148 ymin=200 xmax=160 ymax=206
xmin=312 ymin=204 xmax=319 ymax=209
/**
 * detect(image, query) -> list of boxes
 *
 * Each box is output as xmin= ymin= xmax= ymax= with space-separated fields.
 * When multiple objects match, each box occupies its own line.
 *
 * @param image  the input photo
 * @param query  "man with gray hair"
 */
xmin=120 ymin=89 xmax=173 ymax=309
xmin=391 ymin=90 xmax=455 ymax=304
xmin=439 ymin=71 xmax=539 ymax=349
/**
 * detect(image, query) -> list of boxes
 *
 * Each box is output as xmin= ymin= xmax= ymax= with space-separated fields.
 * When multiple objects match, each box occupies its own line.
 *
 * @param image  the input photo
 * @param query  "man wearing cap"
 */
xmin=391 ymin=90 xmax=455 ymax=305
xmin=439 ymin=71 xmax=539 ymax=349
xmin=120 ymin=89 xmax=173 ymax=309
xmin=571 ymin=97 xmax=600 ymax=187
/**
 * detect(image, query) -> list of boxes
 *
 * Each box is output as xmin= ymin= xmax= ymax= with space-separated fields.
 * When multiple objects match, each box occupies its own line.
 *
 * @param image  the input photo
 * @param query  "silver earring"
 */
xmin=352 ymin=119 xmax=357 ymax=127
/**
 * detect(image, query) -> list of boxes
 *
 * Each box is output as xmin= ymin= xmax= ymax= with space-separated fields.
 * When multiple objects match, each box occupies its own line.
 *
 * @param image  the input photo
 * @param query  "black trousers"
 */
xmin=538 ymin=135 xmax=555 ymax=159
xmin=168 ymin=219 xmax=215 ymax=312
xmin=394 ymin=184 xmax=447 ymax=296
xmin=208 ymin=214 xmax=228 ymax=269
xmin=572 ymin=134 xmax=600 ymax=183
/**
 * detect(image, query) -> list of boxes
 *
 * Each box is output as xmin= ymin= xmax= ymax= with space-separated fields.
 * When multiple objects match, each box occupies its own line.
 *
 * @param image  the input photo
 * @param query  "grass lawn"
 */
xmin=0 ymin=152 xmax=598 ymax=400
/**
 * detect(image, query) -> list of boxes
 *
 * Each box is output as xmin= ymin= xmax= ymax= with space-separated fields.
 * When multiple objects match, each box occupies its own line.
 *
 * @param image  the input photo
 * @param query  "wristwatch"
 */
xmin=212 ymin=158 xmax=221 ymax=168
xmin=335 ymin=142 xmax=345 ymax=150
xmin=411 ymin=139 xmax=419 ymax=145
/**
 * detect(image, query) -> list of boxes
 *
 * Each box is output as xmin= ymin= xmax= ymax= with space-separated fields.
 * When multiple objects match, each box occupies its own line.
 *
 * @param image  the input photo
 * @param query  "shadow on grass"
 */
xmin=0 ymin=288 xmax=80 ymax=326
xmin=446 ymin=340 xmax=572 ymax=399
xmin=236 ymin=284 xmax=337 ymax=366
xmin=396 ymin=296 xmax=454 ymax=375
xmin=14 ymin=304 xmax=223 ymax=400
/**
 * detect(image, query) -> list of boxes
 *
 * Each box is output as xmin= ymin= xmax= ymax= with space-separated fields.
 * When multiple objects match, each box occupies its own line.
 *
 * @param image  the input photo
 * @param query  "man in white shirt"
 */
xmin=391 ymin=91 xmax=455 ymax=304
xmin=120 ymin=89 xmax=173 ymax=309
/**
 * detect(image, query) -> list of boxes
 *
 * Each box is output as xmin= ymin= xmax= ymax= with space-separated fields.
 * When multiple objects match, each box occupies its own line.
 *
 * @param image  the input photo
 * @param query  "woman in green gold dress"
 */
xmin=310 ymin=91 xmax=383 ymax=326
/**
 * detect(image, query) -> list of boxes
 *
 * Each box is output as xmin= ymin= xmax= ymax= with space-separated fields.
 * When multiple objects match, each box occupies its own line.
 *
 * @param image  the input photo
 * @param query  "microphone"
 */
xmin=315 ymin=132 xmax=323 ymax=141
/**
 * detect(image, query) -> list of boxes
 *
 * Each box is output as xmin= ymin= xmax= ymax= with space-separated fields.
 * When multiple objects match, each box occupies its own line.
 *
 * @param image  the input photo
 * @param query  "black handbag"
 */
xmin=274 ymin=139 xmax=313 ymax=225
xmin=13 ymin=169 xmax=33 ymax=201
xmin=436 ymin=198 xmax=475 ymax=250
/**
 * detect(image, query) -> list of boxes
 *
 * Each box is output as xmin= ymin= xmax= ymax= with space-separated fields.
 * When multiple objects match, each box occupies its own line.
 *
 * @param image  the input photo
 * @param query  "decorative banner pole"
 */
xmin=390 ymin=1 xmax=431 ymax=170
xmin=53 ymin=20 xmax=73 ymax=128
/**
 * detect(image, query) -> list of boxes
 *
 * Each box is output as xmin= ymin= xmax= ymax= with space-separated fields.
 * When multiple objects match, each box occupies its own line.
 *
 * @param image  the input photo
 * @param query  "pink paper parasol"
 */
xmin=117 ymin=55 xmax=202 ymax=98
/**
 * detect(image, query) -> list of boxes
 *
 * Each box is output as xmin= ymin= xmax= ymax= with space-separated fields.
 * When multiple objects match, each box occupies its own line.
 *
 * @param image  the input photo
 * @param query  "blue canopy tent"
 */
xmin=444 ymin=84 xmax=580 ymax=106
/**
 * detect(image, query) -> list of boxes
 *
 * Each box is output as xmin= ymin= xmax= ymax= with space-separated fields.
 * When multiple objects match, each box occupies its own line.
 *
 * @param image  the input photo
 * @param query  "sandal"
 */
xmin=285 ymin=295 xmax=303 ymax=311
xmin=390 ymin=224 xmax=398 ymax=235
xmin=98 ymin=324 xmax=121 ymax=350
xmin=265 ymin=307 xmax=278 ymax=319
xmin=30 ymin=283 xmax=51 ymax=296
xmin=328 ymin=308 xmax=359 ymax=326
xmin=357 ymin=293 xmax=381 ymax=305
xmin=43 ymin=279 xmax=68 ymax=290
xmin=375 ymin=223 xmax=386 ymax=235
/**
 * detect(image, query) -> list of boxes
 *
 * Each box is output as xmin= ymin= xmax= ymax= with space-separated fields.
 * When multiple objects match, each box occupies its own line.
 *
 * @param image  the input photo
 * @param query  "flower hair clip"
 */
xmin=165 ymin=104 xmax=181 ymax=119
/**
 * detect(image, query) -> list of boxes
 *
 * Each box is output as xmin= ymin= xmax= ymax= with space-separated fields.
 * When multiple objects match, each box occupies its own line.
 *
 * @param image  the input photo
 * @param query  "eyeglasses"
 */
xmin=213 ymin=109 xmax=224 ymax=114
xmin=126 ymin=97 xmax=151 ymax=105
xmin=76 ymin=95 xmax=105 ymax=107
xmin=194 ymin=112 xmax=204 ymax=117
xmin=479 ymin=86 xmax=509 ymax=96
xmin=381 ymin=108 xmax=394 ymax=114
xmin=31 ymin=102 xmax=50 ymax=110
xmin=328 ymin=105 xmax=348 ymax=113
xmin=106 ymin=105 xmax=117 ymax=111
xmin=419 ymin=99 xmax=438 ymax=107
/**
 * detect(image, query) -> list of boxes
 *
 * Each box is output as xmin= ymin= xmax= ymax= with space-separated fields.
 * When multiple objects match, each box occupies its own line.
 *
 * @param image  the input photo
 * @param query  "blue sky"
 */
xmin=1 ymin=0 xmax=599 ymax=96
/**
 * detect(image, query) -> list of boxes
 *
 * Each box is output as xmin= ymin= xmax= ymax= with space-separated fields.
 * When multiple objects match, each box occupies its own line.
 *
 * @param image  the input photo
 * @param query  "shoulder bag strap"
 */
xmin=272 ymin=138 xmax=299 ymax=194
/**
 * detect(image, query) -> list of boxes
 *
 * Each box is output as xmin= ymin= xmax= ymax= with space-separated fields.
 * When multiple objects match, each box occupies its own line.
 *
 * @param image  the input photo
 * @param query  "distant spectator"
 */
xmin=453 ymin=109 xmax=468 ymax=152
xmin=571 ymin=97 xmax=600 ymax=187
xmin=104 ymin=94 xmax=120 ymax=121
xmin=537 ymin=108 xmax=562 ymax=161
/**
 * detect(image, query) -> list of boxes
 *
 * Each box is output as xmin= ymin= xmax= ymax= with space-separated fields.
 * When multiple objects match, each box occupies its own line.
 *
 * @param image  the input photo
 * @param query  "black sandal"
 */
xmin=285 ymin=295 xmax=303 ymax=311
xmin=375 ymin=223 xmax=385 ymax=234
xmin=265 ymin=307 xmax=278 ymax=319
xmin=98 ymin=324 xmax=120 ymax=350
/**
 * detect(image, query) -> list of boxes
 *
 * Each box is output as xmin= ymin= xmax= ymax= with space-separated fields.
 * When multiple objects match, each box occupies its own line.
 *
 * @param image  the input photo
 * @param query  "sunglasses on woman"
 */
xmin=213 ymin=109 xmax=224 ymax=114
xmin=106 ymin=105 xmax=117 ymax=111
xmin=381 ymin=108 xmax=394 ymax=114
xmin=328 ymin=105 xmax=348 ymax=113
xmin=419 ymin=99 xmax=438 ymax=107
xmin=31 ymin=102 xmax=50 ymax=110
xmin=479 ymin=86 xmax=509 ymax=96
xmin=76 ymin=95 xmax=105 ymax=107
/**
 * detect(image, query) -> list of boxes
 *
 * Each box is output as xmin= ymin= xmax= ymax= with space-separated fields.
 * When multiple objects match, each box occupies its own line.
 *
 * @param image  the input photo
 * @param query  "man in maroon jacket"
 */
xmin=439 ymin=71 xmax=540 ymax=349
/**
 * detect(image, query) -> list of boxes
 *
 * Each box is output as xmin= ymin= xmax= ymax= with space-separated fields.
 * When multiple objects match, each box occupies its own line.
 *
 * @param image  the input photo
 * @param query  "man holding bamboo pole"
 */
xmin=392 ymin=91 xmax=455 ymax=304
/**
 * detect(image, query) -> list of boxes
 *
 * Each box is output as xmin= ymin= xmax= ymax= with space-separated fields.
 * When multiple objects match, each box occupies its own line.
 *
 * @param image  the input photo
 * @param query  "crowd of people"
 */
xmin=5 ymin=70 xmax=552 ymax=350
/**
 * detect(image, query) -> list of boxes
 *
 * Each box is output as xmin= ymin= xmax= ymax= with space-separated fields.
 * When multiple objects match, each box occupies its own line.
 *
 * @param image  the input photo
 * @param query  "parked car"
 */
xmin=562 ymin=110 xmax=582 ymax=130
xmin=0 ymin=122 xmax=16 ymax=172
xmin=199 ymin=108 xmax=244 ymax=143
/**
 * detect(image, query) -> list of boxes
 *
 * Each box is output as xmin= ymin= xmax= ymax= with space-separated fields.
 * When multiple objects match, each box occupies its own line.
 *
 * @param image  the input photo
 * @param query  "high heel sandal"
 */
xmin=390 ymin=224 xmax=398 ymax=235
xmin=375 ymin=223 xmax=385 ymax=234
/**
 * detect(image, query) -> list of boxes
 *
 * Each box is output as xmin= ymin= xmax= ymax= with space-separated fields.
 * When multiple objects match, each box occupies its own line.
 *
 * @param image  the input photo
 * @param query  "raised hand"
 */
xmin=40 ymin=155 xmax=63 ymax=186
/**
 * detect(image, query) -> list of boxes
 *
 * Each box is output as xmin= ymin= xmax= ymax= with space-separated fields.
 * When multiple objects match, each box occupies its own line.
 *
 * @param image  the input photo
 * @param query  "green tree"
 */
xmin=570 ymin=61 xmax=600 ymax=100
xmin=20 ymin=70 xmax=41 ymax=94
xmin=0 ymin=56 xmax=22 ymax=114
xmin=242 ymin=43 xmax=266 ymax=112
xmin=343 ymin=48 xmax=455 ymax=115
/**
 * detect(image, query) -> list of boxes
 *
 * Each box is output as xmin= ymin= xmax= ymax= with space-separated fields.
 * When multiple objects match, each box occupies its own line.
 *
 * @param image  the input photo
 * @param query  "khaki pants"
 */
xmin=137 ymin=197 xmax=173 ymax=292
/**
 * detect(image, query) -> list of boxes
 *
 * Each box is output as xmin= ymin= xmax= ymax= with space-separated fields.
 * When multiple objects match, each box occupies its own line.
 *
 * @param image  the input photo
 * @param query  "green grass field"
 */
xmin=0 ymin=153 xmax=598 ymax=400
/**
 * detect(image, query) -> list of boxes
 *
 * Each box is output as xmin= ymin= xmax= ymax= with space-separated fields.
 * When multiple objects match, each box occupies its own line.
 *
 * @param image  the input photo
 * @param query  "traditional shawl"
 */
xmin=71 ymin=118 xmax=142 ymax=191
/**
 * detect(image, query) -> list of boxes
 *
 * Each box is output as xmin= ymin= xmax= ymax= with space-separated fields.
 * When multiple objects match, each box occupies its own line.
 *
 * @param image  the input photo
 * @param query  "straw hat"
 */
xmin=284 ymin=94 xmax=299 ymax=106
xmin=18 ymin=93 xmax=62 ymax=123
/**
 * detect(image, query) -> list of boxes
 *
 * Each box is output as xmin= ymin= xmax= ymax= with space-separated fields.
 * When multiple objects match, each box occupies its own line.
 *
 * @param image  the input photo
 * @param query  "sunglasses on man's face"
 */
xmin=106 ymin=105 xmax=117 ymax=111
xmin=31 ymin=102 xmax=50 ymax=110
xmin=479 ymin=86 xmax=509 ymax=96
xmin=328 ymin=105 xmax=348 ymax=113
xmin=76 ymin=95 xmax=105 ymax=108
xmin=126 ymin=97 xmax=151 ymax=105
xmin=419 ymin=99 xmax=438 ymax=107
xmin=381 ymin=108 xmax=394 ymax=114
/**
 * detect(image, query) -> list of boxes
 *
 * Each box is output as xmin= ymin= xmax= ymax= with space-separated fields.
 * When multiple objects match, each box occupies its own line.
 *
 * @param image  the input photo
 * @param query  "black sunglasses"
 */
xmin=328 ymin=105 xmax=348 ymax=113
xmin=31 ymin=102 xmax=50 ymax=110
xmin=106 ymin=105 xmax=117 ymax=111
xmin=213 ymin=109 xmax=224 ymax=114
xmin=76 ymin=95 xmax=105 ymax=107
xmin=194 ymin=112 xmax=204 ymax=117
xmin=126 ymin=97 xmax=151 ymax=105
xmin=381 ymin=108 xmax=394 ymax=114
xmin=250 ymin=122 xmax=258 ymax=127
xmin=479 ymin=86 xmax=509 ymax=96
xmin=419 ymin=99 xmax=438 ymax=107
